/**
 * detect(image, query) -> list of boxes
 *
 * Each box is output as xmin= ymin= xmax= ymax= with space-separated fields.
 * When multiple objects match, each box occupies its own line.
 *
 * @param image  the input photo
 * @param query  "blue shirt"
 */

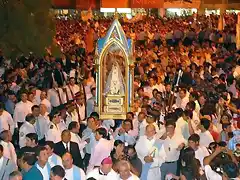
xmin=23 ymin=166 xmax=43 ymax=180
xmin=5 ymin=99 xmax=15 ymax=115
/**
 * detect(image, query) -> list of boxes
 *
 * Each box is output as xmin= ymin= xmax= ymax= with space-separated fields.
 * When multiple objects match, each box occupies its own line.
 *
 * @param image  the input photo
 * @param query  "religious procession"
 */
xmin=0 ymin=0 xmax=240 ymax=180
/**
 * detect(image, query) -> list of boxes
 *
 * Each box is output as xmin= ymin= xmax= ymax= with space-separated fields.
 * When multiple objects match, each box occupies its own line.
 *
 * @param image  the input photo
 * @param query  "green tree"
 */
xmin=0 ymin=0 xmax=59 ymax=58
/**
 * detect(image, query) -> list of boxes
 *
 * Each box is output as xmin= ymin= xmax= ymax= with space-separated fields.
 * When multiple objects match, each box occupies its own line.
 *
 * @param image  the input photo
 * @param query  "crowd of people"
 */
xmin=0 ymin=12 xmax=239 ymax=180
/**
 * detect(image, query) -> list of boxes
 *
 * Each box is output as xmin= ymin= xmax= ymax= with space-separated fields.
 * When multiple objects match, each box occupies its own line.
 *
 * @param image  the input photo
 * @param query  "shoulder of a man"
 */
xmin=24 ymin=166 xmax=43 ymax=180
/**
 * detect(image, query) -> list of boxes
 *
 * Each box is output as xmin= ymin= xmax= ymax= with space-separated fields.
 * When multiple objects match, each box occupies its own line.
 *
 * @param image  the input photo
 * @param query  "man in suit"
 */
xmin=54 ymin=130 xmax=83 ymax=169
xmin=0 ymin=144 xmax=17 ymax=180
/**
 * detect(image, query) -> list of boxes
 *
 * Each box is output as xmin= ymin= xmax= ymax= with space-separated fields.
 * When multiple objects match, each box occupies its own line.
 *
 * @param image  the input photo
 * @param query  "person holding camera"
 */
xmin=203 ymin=146 xmax=239 ymax=180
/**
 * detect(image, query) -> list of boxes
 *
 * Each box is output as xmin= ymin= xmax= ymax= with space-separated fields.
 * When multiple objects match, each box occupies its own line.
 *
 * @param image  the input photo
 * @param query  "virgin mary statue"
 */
xmin=104 ymin=61 xmax=125 ymax=95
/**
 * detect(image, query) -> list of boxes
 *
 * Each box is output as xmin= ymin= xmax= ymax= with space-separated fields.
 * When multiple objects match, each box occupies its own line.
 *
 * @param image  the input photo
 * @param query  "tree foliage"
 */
xmin=0 ymin=0 xmax=59 ymax=58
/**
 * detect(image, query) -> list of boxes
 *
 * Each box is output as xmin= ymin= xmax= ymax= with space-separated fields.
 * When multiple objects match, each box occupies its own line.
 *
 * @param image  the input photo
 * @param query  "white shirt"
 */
xmin=199 ymin=131 xmax=214 ymax=148
xmin=0 ymin=110 xmax=15 ymax=134
xmin=40 ymin=99 xmax=52 ymax=113
xmin=45 ymin=122 xmax=62 ymax=143
xmin=70 ymin=132 xmax=87 ymax=158
xmin=65 ymin=84 xmax=80 ymax=101
xmin=65 ymin=166 xmax=86 ymax=180
xmin=175 ymin=96 xmax=189 ymax=110
xmin=35 ymin=113 xmax=50 ymax=140
xmin=192 ymin=111 xmax=201 ymax=134
xmin=19 ymin=121 xmax=36 ymax=148
xmin=36 ymin=163 xmax=50 ymax=180
xmin=0 ymin=141 xmax=17 ymax=164
xmin=82 ymin=127 xmax=96 ymax=154
xmin=47 ymin=88 xmax=66 ymax=107
xmin=195 ymin=146 xmax=210 ymax=168
xmin=138 ymin=120 xmax=148 ymax=137
xmin=0 ymin=157 xmax=3 ymax=169
xmin=156 ymin=83 xmax=165 ymax=93
xmin=88 ymin=138 xmax=113 ymax=172
xmin=204 ymin=165 xmax=222 ymax=180
xmin=13 ymin=101 xmax=33 ymax=124
xmin=175 ymin=117 xmax=190 ymax=140
xmin=76 ymin=104 xmax=86 ymax=121
xmin=163 ymin=133 xmax=186 ymax=162
xmin=194 ymin=100 xmax=201 ymax=116
xmin=114 ymin=128 xmax=137 ymax=146
xmin=86 ymin=168 xmax=119 ymax=180
xmin=136 ymin=136 xmax=166 ymax=168
xmin=102 ymin=120 xmax=115 ymax=131
xmin=48 ymin=153 xmax=63 ymax=168
xmin=119 ymin=173 xmax=140 ymax=180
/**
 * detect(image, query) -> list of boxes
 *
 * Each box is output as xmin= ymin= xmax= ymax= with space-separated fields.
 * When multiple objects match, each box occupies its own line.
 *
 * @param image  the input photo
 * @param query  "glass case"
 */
xmin=95 ymin=19 xmax=134 ymax=120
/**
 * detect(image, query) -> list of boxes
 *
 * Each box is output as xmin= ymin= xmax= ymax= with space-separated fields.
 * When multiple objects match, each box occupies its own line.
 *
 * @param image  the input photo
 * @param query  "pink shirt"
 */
xmin=87 ymin=138 xmax=113 ymax=172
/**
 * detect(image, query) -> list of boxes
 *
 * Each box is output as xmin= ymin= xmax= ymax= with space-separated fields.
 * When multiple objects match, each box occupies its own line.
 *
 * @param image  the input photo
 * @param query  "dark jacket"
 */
xmin=54 ymin=141 xmax=83 ymax=169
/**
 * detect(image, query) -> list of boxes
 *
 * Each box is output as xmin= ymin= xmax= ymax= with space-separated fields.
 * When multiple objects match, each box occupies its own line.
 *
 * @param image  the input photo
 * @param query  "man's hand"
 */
xmin=85 ymin=138 xmax=90 ymax=144
xmin=119 ymin=128 xmax=125 ymax=134
xmin=177 ymin=143 xmax=185 ymax=151
xmin=144 ymin=156 xmax=154 ymax=163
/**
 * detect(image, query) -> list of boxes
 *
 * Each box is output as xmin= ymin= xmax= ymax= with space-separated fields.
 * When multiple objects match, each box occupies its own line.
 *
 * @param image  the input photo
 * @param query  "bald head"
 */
xmin=62 ymin=152 xmax=73 ymax=169
xmin=145 ymin=124 xmax=156 ymax=138
xmin=118 ymin=160 xmax=131 ymax=179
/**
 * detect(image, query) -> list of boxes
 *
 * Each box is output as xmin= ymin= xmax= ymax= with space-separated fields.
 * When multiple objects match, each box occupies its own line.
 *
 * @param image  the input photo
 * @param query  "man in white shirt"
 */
xmin=35 ymin=146 xmax=52 ymax=180
xmin=68 ymin=122 xmax=87 ymax=159
xmin=0 ymin=103 xmax=15 ymax=134
xmin=36 ymin=104 xmax=50 ymax=142
xmin=143 ymin=77 xmax=158 ymax=99
xmin=88 ymin=127 xmax=113 ymax=172
xmin=19 ymin=114 xmax=37 ymax=148
xmin=86 ymin=87 xmax=96 ymax=117
xmin=175 ymin=88 xmax=189 ymax=110
xmin=0 ymin=130 xmax=17 ymax=165
xmin=44 ymin=141 xmax=62 ymax=168
xmin=86 ymin=157 xmax=118 ymax=180
xmin=40 ymin=91 xmax=52 ymax=113
xmin=45 ymin=111 xmax=63 ymax=143
xmin=62 ymin=152 xmax=85 ymax=180
xmin=0 ymin=144 xmax=17 ymax=180
xmin=64 ymin=77 xmax=80 ymax=101
xmin=161 ymin=120 xmax=186 ymax=180
xmin=75 ymin=94 xmax=86 ymax=122
xmin=135 ymin=124 xmax=166 ymax=180
xmin=137 ymin=112 xmax=147 ymax=137
xmin=47 ymin=84 xmax=66 ymax=108
xmin=82 ymin=117 xmax=97 ymax=169
xmin=199 ymin=118 xmax=214 ymax=148
xmin=188 ymin=134 xmax=209 ymax=168
xmin=114 ymin=119 xmax=137 ymax=146
xmin=118 ymin=160 xmax=140 ymax=180
xmin=13 ymin=91 xmax=33 ymax=128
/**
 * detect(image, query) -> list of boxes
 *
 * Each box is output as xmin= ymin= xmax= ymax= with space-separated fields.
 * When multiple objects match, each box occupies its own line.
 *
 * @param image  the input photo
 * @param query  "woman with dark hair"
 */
xmin=110 ymin=140 xmax=125 ymax=171
xmin=110 ymin=140 xmax=125 ymax=164
xmin=180 ymin=147 xmax=202 ymax=180
xmin=168 ymin=147 xmax=204 ymax=180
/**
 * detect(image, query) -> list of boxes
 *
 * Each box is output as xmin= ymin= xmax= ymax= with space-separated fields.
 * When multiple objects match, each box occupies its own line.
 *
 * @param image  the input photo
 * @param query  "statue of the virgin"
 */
xmin=104 ymin=61 xmax=125 ymax=96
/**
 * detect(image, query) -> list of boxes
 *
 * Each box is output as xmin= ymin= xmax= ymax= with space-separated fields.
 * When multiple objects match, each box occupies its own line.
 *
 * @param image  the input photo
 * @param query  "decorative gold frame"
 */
xmin=95 ymin=19 xmax=134 ymax=120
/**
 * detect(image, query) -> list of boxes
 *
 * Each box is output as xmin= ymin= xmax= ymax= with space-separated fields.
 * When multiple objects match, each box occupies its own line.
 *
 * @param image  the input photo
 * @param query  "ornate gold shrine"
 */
xmin=95 ymin=19 xmax=134 ymax=120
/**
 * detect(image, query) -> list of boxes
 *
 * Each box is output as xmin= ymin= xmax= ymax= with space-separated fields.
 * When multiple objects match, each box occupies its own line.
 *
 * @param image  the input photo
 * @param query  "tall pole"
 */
xmin=237 ymin=13 xmax=240 ymax=50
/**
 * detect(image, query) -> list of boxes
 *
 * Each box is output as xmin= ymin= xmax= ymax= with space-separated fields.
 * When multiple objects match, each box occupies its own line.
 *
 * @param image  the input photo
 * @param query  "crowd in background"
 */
xmin=0 ymin=12 xmax=239 ymax=180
